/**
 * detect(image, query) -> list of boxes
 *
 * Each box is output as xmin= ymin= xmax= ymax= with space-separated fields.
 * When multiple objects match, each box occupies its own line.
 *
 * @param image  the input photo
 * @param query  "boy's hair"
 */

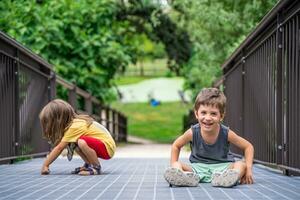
xmin=194 ymin=88 xmax=226 ymax=115
xmin=39 ymin=99 xmax=93 ymax=146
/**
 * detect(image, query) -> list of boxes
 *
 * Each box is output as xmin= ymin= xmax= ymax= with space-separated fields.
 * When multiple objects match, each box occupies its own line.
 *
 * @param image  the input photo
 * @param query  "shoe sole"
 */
xmin=164 ymin=167 xmax=199 ymax=187
xmin=211 ymin=169 xmax=239 ymax=187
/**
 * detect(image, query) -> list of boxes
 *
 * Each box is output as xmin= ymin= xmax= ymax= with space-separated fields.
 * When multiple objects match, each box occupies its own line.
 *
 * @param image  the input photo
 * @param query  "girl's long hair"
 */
xmin=39 ymin=99 xmax=93 ymax=146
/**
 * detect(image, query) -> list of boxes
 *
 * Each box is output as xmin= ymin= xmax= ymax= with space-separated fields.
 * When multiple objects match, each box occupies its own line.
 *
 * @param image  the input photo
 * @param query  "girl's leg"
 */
xmin=75 ymin=147 xmax=90 ymax=164
xmin=77 ymin=139 xmax=100 ymax=166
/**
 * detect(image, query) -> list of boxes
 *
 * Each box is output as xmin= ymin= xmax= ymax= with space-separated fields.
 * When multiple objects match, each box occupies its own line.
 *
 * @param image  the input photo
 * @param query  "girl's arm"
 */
xmin=41 ymin=141 xmax=68 ymax=175
xmin=170 ymin=129 xmax=192 ymax=165
xmin=228 ymin=130 xmax=254 ymax=184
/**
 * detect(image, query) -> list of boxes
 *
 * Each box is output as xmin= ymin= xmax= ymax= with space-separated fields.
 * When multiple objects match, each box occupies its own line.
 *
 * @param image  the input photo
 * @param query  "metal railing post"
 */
xmin=276 ymin=11 xmax=284 ymax=171
xmin=84 ymin=94 xmax=92 ymax=115
xmin=68 ymin=85 xmax=77 ymax=110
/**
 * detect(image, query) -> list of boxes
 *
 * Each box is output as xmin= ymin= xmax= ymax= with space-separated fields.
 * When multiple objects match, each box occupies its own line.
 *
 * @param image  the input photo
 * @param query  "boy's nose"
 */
xmin=203 ymin=116 xmax=211 ymax=121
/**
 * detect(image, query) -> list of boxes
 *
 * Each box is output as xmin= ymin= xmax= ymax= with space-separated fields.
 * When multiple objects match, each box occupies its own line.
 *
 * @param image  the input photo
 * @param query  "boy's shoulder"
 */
xmin=220 ymin=123 xmax=229 ymax=130
xmin=191 ymin=123 xmax=200 ymax=129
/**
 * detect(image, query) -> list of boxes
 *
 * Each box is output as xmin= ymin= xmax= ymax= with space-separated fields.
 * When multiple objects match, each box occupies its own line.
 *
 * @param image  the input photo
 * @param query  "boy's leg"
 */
xmin=211 ymin=162 xmax=245 ymax=187
xmin=231 ymin=161 xmax=247 ymax=179
xmin=164 ymin=161 xmax=200 ymax=187
xmin=172 ymin=161 xmax=193 ymax=172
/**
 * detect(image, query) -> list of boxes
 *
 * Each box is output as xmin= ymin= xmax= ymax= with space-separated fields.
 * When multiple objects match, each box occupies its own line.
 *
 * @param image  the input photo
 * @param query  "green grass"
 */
xmin=114 ymin=59 xmax=177 ymax=86
xmin=111 ymin=101 xmax=192 ymax=143
xmin=114 ymin=76 xmax=155 ymax=85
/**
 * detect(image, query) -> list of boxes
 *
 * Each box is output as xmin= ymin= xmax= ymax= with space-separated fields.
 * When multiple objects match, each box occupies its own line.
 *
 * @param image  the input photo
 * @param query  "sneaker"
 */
xmin=211 ymin=169 xmax=239 ymax=187
xmin=164 ymin=167 xmax=200 ymax=187
xmin=67 ymin=143 xmax=77 ymax=161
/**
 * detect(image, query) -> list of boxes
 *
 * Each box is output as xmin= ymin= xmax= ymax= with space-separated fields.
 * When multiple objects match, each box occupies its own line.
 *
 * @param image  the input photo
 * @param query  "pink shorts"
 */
xmin=79 ymin=136 xmax=111 ymax=159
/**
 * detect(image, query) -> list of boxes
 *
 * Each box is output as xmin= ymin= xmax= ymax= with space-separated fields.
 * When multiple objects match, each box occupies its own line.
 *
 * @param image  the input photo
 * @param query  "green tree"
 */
xmin=170 ymin=0 xmax=278 ymax=97
xmin=0 ymin=0 xmax=137 ymax=102
xmin=117 ymin=0 xmax=192 ymax=75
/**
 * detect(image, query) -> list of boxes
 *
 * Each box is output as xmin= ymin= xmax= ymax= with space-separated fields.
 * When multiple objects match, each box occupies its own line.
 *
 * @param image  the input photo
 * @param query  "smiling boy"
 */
xmin=164 ymin=88 xmax=254 ymax=187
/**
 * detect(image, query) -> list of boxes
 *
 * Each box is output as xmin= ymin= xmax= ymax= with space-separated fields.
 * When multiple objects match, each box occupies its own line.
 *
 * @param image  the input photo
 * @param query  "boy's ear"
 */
xmin=194 ymin=110 xmax=199 ymax=119
xmin=220 ymin=113 xmax=225 ymax=121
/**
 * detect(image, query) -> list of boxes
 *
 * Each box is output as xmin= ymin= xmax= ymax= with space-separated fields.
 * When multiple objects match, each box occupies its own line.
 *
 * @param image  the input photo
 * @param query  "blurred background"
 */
xmin=0 ymin=0 xmax=277 ymax=144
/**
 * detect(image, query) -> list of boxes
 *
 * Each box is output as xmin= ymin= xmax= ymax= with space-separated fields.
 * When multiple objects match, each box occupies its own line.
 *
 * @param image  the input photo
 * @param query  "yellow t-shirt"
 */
xmin=62 ymin=119 xmax=116 ymax=157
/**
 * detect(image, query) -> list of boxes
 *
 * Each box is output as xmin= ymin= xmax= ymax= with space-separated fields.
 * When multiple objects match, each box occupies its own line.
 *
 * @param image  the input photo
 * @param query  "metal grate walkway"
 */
xmin=0 ymin=157 xmax=300 ymax=200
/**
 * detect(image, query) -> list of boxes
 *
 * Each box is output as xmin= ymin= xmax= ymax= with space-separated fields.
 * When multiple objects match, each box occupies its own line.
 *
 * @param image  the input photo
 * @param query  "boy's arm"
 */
xmin=228 ymin=130 xmax=254 ymax=184
xmin=41 ymin=141 xmax=68 ymax=175
xmin=170 ymin=129 xmax=192 ymax=165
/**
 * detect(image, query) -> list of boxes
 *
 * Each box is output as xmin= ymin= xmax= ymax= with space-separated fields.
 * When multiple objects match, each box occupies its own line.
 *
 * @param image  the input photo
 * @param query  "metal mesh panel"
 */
xmin=18 ymin=64 xmax=50 ymax=155
xmin=244 ymin=33 xmax=277 ymax=163
xmin=282 ymin=13 xmax=300 ymax=170
xmin=0 ymin=52 xmax=16 ymax=159
xmin=224 ymin=65 xmax=243 ymax=155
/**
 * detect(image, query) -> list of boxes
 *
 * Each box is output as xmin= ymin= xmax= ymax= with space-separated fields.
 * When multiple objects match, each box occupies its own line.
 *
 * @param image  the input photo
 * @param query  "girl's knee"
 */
xmin=77 ymin=139 xmax=88 ymax=148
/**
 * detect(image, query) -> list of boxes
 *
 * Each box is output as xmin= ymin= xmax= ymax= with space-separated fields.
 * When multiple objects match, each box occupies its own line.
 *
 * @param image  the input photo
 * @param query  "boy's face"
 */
xmin=194 ymin=104 xmax=223 ymax=133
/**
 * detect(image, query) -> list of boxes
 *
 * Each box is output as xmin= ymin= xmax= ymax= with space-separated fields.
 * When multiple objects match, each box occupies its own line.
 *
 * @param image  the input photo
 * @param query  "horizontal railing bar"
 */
xmin=0 ymin=31 xmax=53 ymax=70
xmin=0 ymin=152 xmax=49 ymax=162
xmin=230 ymin=152 xmax=300 ymax=173
xmin=0 ymin=50 xmax=51 ymax=78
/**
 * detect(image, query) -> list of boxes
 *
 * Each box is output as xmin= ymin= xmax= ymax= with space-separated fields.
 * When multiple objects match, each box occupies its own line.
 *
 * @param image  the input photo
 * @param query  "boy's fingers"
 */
xmin=247 ymin=176 xmax=253 ymax=184
xmin=41 ymin=169 xmax=50 ymax=175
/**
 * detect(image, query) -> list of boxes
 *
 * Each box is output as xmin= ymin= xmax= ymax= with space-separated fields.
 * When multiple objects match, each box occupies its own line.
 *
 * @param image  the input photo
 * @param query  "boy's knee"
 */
xmin=233 ymin=161 xmax=246 ymax=170
xmin=171 ymin=161 xmax=180 ymax=168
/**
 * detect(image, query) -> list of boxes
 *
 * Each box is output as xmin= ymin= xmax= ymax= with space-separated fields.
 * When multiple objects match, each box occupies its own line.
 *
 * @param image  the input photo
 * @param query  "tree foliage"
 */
xmin=0 ymin=0 xmax=279 ymax=101
xmin=170 ymin=0 xmax=278 ymax=97
xmin=0 ymin=0 xmax=136 ymax=102
xmin=117 ymin=0 xmax=192 ymax=75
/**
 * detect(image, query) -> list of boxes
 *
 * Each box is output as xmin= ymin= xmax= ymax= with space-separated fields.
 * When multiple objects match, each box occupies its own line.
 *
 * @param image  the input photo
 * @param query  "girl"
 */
xmin=39 ymin=99 xmax=116 ymax=175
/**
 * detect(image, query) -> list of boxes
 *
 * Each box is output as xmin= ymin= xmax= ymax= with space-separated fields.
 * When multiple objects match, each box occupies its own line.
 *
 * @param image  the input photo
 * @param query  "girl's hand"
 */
xmin=41 ymin=166 xmax=50 ymax=175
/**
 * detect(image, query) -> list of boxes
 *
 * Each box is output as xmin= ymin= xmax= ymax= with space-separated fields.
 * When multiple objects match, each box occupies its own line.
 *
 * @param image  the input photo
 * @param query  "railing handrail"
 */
xmin=56 ymin=76 xmax=100 ymax=104
xmin=0 ymin=31 xmax=53 ymax=70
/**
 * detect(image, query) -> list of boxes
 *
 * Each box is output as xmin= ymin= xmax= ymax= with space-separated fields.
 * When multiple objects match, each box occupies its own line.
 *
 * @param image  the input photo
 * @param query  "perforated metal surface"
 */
xmin=0 ymin=157 xmax=299 ymax=200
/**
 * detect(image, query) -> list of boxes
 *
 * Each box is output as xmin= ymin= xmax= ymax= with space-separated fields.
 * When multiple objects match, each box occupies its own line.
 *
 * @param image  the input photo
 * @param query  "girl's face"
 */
xmin=195 ymin=104 xmax=223 ymax=133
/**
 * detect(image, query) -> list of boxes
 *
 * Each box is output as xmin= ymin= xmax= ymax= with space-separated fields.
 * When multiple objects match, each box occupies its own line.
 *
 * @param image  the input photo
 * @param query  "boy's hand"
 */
xmin=41 ymin=166 xmax=50 ymax=175
xmin=241 ymin=168 xmax=253 ymax=184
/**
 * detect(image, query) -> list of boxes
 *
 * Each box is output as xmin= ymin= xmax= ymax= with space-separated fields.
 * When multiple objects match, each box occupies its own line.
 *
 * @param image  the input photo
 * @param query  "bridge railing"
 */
xmin=214 ymin=0 xmax=300 ymax=175
xmin=0 ymin=31 xmax=127 ymax=164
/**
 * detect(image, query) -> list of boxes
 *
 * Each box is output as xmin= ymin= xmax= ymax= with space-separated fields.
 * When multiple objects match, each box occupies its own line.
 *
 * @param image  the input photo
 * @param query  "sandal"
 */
xmin=71 ymin=163 xmax=91 ymax=174
xmin=78 ymin=165 xmax=101 ymax=176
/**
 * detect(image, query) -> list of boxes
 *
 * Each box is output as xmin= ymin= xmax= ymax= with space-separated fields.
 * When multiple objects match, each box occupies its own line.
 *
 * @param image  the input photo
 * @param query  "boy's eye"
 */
xmin=211 ymin=112 xmax=217 ymax=116
xmin=200 ymin=111 xmax=206 ymax=115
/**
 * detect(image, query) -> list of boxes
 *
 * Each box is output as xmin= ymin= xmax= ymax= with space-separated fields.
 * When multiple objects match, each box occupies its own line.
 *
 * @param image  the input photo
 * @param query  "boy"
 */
xmin=164 ymin=88 xmax=254 ymax=187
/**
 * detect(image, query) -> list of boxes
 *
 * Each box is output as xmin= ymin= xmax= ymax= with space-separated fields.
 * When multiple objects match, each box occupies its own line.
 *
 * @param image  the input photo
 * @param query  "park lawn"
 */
xmin=114 ymin=59 xmax=172 ymax=86
xmin=114 ymin=76 xmax=155 ymax=85
xmin=112 ymin=101 xmax=192 ymax=143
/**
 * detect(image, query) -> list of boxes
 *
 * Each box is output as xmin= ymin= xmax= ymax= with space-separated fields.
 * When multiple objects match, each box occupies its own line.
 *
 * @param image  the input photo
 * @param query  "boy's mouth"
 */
xmin=202 ymin=121 xmax=214 ymax=127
